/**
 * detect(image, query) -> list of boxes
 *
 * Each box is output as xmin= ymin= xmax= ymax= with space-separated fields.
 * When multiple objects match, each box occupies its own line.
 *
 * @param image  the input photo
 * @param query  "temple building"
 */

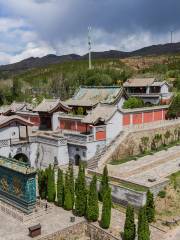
xmin=34 ymin=99 xmax=71 ymax=130
xmin=123 ymin=78 xmax=172 ymax=105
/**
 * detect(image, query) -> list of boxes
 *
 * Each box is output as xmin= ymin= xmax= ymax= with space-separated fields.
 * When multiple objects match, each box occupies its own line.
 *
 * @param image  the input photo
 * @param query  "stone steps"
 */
xmin=87 ymin=131 xmax=126 ymax=169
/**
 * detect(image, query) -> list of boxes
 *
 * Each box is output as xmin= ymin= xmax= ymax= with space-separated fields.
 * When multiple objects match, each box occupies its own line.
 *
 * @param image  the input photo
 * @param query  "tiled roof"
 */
xmin=0 ymin=101 xmax=29 ymax=114
xmin=82 ymin=104 xmax=117 ymax=124
xmin=0 ymin=115 xmax=34 ymax=128
xmin=66 ymin=86 xmax=126 ymax=107
xmin=34 ymin=99 xmax=70 ymax=113
xmin=123 ymin=78 xmax=156 ymax=87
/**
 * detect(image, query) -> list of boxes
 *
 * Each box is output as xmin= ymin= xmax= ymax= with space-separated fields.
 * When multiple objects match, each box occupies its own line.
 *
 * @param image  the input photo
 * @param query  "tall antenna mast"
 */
xmin=88 ymin=26 xmax=92 ymax=70
xmin=170 ymin=30 xmax=174 ymax=44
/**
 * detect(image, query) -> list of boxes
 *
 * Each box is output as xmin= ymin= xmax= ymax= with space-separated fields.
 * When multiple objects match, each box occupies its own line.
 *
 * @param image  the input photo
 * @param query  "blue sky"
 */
xmin=0 ymin=0 xmax=179 ymax=65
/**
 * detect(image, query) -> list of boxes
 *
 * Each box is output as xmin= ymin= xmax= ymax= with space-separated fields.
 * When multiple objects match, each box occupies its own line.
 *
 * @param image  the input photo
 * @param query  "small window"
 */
xmin=76 ymin=147 xmax=79 ymax=151
xmin=83 ymin=151 xmax=86 ymax=157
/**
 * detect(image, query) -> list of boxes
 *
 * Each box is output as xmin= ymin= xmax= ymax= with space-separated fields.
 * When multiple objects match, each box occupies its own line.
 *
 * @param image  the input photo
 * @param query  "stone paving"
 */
xmin=0 ymin=205 xmax=84 ymax=240
xmin=106 ymin=146 xmax=180 ymax=187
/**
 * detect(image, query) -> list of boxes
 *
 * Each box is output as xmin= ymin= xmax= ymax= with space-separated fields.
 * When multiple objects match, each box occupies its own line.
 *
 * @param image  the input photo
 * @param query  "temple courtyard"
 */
xmin=0 ymin=203 xmax=169 ymax=240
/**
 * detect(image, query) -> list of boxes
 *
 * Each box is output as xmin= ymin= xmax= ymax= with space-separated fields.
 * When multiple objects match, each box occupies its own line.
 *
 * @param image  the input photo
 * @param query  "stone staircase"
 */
xmin=87 ymin=131 xmax=129 ymax=169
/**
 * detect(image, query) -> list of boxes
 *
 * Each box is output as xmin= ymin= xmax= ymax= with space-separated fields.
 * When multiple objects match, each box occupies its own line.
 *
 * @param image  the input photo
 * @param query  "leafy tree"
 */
xmin=124 ymin=205 xmax=136 ymax=240
xmin=138 ymin=207 xmax=150 ymax=240
xmin=167 ymin=94 xmax=180 ymax=118
xmin=99 ymin=165 xmax=109 ymax=201
xmin=140 ymin=137 xmax=149 ymax=154
xmin=86 ymin=175 xmax=99 ymax=222
xmin=164 ymin=130 xmax=171 ymax=145
xmin=69 ymin=164 xmax=75 ymax=209
xmin=75 ymin=164 xmax=87 ymax=216
xmin=100 ymin=187 xmax=112 ymax=229
xmin=146 ymin=190 xmax=155 ymax=223
xmin=57 ymin=168 xmax=64 ymax=207
xmin=47 ymin=165 xmax=55 ymax=202
xmin=123 ymin=97 xmax=144 ymax=109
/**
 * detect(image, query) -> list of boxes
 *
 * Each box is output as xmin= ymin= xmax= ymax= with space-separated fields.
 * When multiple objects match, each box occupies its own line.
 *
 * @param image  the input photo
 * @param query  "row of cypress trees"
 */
xmin=123 ymin=190 xmax=155 ymax=240
xmin=38 ymin=164 xmax=112 ymax=229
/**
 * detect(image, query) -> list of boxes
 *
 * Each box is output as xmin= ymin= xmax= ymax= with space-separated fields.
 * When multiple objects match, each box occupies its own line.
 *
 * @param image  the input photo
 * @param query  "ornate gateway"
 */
xmin=0 ymin=157 xmax=36 ymax=214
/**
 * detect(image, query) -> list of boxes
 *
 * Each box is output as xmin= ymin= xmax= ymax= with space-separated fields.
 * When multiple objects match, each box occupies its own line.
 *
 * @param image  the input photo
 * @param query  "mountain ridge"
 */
xmin=1 ymin=42 xmax=180 ymax=73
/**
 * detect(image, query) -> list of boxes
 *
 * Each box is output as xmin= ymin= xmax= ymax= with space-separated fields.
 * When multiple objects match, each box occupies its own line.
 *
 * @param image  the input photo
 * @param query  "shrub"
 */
xmin=158 ymin=190 xmax=166 ymax=198
xmin=123 ymin=97 xmax=144 ymax=109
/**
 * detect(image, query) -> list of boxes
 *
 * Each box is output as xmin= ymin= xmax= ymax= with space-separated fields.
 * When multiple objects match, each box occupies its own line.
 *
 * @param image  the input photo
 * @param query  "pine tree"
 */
xmin=69 ymin=163 xmax=74 ymax=209
xmin=57 ymin=168 xmax=64 ymax=207
xmin=75 ymin=164 xmax=87 ymax=216
xmin=100 ymin=187 xmax=112 ymax=229
xmin=47 ymin=165 xmax=55 ymax=202
xmin=138 ymin=207 xmax=150 ymax=240
xmin=99 ymin=165 xmax=109 ymax=201
xmin=124 ymin=204 xmax=136 ymax=240
xmin=86 ymin=175 xmax=99 ymax=222
xmin=64 ymin=170 xmax=73 ymax=210
xmin=146 ymin=190 xmax=155 ymax=223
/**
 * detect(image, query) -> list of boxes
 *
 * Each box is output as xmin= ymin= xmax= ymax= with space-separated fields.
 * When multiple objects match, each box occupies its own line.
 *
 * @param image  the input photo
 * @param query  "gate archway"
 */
xmin=13 ymin=153 xmax=30 ymax=165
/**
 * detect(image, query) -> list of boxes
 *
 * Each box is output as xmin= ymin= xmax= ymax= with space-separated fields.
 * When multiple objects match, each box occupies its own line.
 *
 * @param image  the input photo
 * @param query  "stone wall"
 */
xmin=39 ymin=221 xmax=87 ymax=240
xmin=38 ymin=221 xmax=121 ymax=240
xmin=86 ymin=175 xmax=146 ymax=208
xmin=87 ymin=224 xmax=120 ymax=240
xmin=110 ymin=121 xmax=180 ymax=161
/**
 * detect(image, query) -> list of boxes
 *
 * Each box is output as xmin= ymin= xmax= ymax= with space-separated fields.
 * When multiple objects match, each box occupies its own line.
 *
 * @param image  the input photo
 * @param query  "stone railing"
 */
xmin=64 ymin=132 xmax=94 ymax=143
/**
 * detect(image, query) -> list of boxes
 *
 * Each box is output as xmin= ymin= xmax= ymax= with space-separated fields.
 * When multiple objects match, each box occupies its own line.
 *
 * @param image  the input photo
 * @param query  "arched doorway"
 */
xmin=74 ymin=154 xmax=81 ymax=166
xmin=13 ymin=153 xmax=30 ymax=165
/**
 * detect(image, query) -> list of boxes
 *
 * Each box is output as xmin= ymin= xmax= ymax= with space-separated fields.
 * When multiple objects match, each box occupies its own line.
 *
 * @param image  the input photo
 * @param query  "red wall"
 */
xmin=144 ymin=112 xmax=153 ymax=123
xmin=60 ymin=119 xmax=90 ymax=132
xmin=96 ymin=131 xmax=106 ymax=140
xmin=123 ymin=114 xmax=130 ymax=125
xmin=154 ymin=111 xmax=162 ymax=121
xmin=123 ymin=109 xmax=167 ymax=126
xmin=133 ymin=113 xmax=143 ymax=124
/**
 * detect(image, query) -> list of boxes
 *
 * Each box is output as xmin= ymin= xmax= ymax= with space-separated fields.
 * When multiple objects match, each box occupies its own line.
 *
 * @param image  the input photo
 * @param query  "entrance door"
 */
xmin=74 ymin=154 xmax=81 ymax=166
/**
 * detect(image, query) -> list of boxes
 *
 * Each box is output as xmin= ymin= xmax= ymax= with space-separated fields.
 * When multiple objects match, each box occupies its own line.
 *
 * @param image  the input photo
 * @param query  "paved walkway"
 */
xmin=0 ymin=205 xmax=84 ymax=240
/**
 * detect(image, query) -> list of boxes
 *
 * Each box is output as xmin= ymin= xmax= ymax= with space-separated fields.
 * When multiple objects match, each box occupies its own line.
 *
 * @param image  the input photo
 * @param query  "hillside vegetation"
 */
xmin=1 ymin=53 xmax=180 ymax=105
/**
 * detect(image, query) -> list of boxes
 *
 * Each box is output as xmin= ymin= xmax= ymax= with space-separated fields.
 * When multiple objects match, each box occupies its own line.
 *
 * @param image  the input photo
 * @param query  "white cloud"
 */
xmin=0 ymin=0 xmax=180 ymax=64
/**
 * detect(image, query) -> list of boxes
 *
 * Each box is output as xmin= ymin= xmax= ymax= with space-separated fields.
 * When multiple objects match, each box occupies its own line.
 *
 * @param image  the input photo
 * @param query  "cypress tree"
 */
xmin=99 ymin=165 xmax=109 ymax=201
xmin=75 ymin=164 xmax=87 ymax=216
xmin=86 ymin=175 xmax=99 ymax=222
xmin=146 ymin=190 xmax=155 ymax=223
xmin=64 ymin=188 xmax=73 ymax=210
xmin=100 ymin=187 xmax=112 ymax=229
xmin=47 ymin=165 xmax=55 ymax=202
xmin=57 ymin=168 xmax=64 ymax=207
xmin=138 ymin=207 xmax=150 ymax=240
xmin=64 ymin=170 xmax=73 ymax=210
xmin=124 ymin=204 xmax=136 ymax=240
xmin=69 ymin=164 xmax=74 ymax=209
